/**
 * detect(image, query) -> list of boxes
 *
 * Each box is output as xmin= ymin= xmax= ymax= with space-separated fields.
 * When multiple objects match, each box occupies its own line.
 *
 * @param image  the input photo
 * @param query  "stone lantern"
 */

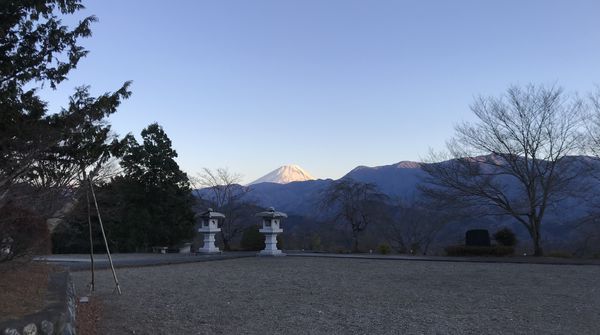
xmin=255 ymin=207 xmax=287 ymax=256
xmin=197 ymin=208 xmax=224 ymax=254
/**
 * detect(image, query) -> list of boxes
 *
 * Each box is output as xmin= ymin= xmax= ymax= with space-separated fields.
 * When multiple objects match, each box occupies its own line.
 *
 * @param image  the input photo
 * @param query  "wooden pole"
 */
xmin=86 ymin=188 xmax=95 ymax=292
xmin=88 ymin=176 xmax=122 ymax=295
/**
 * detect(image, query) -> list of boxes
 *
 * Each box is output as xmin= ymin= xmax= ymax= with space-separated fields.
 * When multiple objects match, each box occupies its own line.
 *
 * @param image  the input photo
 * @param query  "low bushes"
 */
xmin=240 ymin=225 xmax=282 ymax=251
xmin=445 ymin=245 xmax=515 ymax=257
xmin=545 ymin=251 xmax=573 ymax=258
xmin=493 ymin=228 xmax=518 ymax=246
xmin=0 ymin=205 xmax=50 ymax=262
xmin=377 ymin=243 xmax=392 ymax=255
xmin=240 ymin=225 xmax=264 ymax=251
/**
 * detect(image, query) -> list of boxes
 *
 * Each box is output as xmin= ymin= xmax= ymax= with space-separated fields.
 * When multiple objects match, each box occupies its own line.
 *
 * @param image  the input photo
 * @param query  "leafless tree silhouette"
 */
xmin=193 ymin=168 xmax=250 ymax=251
xmin=422 ymin=84 xmax=587 ymax=256
xmin=322 ymin=179 xmax=387 ymax=252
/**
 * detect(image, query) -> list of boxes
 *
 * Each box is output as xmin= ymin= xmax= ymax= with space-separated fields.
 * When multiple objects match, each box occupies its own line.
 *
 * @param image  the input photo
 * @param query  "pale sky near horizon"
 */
xmin=38 ymin=0 xmax=600 ymax=184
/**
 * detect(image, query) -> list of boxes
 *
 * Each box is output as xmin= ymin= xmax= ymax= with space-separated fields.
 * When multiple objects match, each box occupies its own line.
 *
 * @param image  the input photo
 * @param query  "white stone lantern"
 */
xmin=197 ymin=208 xmax=224 ymax=254
xmin=255 ymin=207 xmax=287 ymax=256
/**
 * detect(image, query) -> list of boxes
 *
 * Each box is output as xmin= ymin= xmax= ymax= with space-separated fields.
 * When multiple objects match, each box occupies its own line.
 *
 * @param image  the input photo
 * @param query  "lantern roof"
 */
xmin=255 ymin=207 xmax=288 ymax=219
xmin=197 ymin=208 xmax=225 ymax=219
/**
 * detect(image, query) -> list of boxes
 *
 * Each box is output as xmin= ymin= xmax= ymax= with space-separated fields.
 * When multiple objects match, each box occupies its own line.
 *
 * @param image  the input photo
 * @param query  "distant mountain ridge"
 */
xmin=343 ymin=160 xmax=425 ymax=196
xmin=243 ymin=160 xmax=438 ymax=214
xmin=249 ymin=164 xmax=315 ymax=185
xmin=194 ymin=155 xmax=600 ymax=252
xmin=198 ymin=156 xmax=600 ymax=217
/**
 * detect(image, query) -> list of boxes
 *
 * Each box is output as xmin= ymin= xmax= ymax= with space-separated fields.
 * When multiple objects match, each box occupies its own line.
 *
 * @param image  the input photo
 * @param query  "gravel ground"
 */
xmin=72 ymin=257 xmax=600 ymax=335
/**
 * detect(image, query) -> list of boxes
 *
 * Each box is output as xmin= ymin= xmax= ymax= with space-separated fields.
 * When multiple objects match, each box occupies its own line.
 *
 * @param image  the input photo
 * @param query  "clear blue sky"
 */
xmin=39 ymin=0 xmax=600 ymax=183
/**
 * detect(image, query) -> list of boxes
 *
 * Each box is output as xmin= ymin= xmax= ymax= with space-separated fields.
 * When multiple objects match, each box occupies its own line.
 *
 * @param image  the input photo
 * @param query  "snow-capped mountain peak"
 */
xmin=249 ymin=164 xmax=315 ymax=185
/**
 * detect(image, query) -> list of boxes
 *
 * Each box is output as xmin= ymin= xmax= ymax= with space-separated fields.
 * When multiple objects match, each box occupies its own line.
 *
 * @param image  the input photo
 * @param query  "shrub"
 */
xmin=445 ymin=245 xmax=515 ymax=257
xmin=309 ymin=235 xmax=321 ymax=251
xmin=546 ymin=251 xmax=573 ymax=258
xmin=240 ymin=224 xmax=283 ymax=251
xmin=240 ymin=225 xmax=264 ymax=251
xmin=0 ymin=205 xmax=50 ymax=262
xmin=493 ymin=227 xmax=518 ymax=246
xmin=377 ymin=243 xmax=391 ymax=255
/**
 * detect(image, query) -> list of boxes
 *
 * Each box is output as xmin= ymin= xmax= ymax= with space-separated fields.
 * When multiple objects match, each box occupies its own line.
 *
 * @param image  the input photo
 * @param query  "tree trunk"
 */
xmin=533 ymin=233 xmax=544 ymax=256
xmin=351 ymin=231 xmax=359 ymax=253
xmin=422 ymin=241 xmax=431 ymax=256
xmin=222 ymin=238 xmax=231 ymax=251
xmin=530 ymin=220 xmax=544 ymax=256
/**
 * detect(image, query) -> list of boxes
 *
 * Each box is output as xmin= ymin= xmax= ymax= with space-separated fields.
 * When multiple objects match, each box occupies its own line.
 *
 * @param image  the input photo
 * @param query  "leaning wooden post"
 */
xmin=88 ymin=176 xmax=122 ymax=295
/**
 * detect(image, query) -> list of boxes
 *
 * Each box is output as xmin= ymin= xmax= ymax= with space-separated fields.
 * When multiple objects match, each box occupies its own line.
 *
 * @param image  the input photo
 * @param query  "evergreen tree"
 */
xmin=1 ymin=0 xmax=132 ymax=258
xmin=104 ymin=123 xmax=195 ymax=251
xmin=0 ymin=0 xmax=96 ymax=191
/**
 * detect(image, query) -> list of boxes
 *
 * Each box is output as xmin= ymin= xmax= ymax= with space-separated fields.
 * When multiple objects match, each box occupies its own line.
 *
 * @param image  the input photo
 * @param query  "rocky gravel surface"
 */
xmin=72 ymin=257 xmax=600 ymax=334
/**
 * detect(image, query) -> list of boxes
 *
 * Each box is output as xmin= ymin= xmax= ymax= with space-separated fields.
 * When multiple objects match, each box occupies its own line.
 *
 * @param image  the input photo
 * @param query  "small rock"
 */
xmin=22 ymin=324 xmax=36 ymax=335
xmin=4 ymin=328 xmax=20 ymax=335
xmin=40 ymin=321 xmax=53 ymax=335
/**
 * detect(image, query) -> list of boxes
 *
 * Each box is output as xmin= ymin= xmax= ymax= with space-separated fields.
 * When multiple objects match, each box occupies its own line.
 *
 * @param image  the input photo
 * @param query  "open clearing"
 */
xmin=72 ymin=257 xmax=600 ymax=334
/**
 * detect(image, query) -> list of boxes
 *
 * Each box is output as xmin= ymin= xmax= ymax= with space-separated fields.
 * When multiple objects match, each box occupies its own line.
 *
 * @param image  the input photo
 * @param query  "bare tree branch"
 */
xmin=422 ymin=84 xmax=587 ymax=256
xmin=193 ymin=168 xmax=251 ymax=251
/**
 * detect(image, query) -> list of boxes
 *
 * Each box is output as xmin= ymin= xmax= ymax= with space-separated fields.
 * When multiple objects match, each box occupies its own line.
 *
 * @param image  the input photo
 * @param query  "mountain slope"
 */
xmin=249 ymin=164 xmax=315 ymax=185
xmin=342 ymin=161 xmax=426 ymax=197
xmin=246 ymin=179 xmax=333 ymax=215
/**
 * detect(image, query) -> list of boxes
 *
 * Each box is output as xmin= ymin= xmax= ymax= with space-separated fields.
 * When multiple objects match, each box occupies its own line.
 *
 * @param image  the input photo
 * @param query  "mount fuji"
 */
xmin=249 ymin=164 xmax=316 ymax=185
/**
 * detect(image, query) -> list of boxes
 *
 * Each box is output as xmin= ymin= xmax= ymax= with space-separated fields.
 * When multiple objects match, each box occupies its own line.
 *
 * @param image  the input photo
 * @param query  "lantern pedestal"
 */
xmin=198 ymin=227 xmax=220 ymax=254
xmin=256 ymin=207 xmax=287 ymax=257
xmin=258 ymin=227 xmax=284 ymax=256
xmin=197 ymin=208 xmax=224 ymax=254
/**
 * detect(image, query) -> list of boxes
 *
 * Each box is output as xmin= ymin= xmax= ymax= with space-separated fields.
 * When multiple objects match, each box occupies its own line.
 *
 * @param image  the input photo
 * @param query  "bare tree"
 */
xmin=193 ymin=168 xmax=250 ymax=251
xmin=322 ymin=179 xmax=387 ymax=252
xmin=422 ymin=84 xmax=586 ymax=256
xmin=384 ymin=197 xmax=460 ymax=255
xmin=587 ymin=87 xmax=600 ymax=156
xmin=579 ymin=87 xmax=600 ymax=256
